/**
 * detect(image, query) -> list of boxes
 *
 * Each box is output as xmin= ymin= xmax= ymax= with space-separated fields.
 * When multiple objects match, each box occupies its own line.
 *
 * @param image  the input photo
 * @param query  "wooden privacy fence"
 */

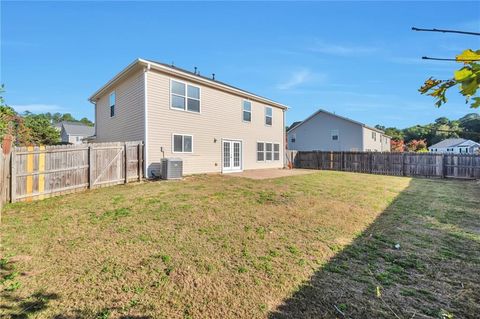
xmin=291 ymin=151 xmax=480 ymax=180
xmin=6 ymin=141 xmax=144 ymax=202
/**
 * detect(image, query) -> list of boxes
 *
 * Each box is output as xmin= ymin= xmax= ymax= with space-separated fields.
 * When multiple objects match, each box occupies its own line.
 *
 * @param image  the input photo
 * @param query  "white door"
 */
xmin=223 ymin=140 xmax=242 ymax=172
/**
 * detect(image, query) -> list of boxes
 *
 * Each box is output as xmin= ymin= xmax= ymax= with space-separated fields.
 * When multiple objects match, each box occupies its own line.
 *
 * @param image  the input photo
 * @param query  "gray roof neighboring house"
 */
xmin=288 ymin=109 xmax=388 ymax=135
xmin=289 ymin=121 xmax=303 ymax=130
xmin=429 ymin=138 xmax=480 ymax=149
xmin=58 ymin=122 xmax=95 ymax=136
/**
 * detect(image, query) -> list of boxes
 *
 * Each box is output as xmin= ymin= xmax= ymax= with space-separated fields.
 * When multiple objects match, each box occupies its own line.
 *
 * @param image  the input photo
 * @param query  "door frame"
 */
xmin=221 ymin=138 xmax=244 ymax=173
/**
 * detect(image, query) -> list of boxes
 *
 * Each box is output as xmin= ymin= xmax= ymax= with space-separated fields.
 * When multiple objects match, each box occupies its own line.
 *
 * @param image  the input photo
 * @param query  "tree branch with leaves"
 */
xmin=419 ymin=49 xmax=480 ymax=108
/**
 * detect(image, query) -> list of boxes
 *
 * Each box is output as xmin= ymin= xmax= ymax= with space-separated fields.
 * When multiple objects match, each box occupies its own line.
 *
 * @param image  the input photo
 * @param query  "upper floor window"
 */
xmin=265 ymin=107 xmax=272 ymax=126
xmin=331 ymin=129 xmax=339 ymax=141
xmin=109 ymin=91 xmax=116 ymax=117
xmin=173 ymin=134 xmax=193 ymax=153
xmin=372 ymin=132 xmax=377 ymax=141
xmin=243 ymin=100 xmax=252 ymax=122
xmin=171 ymin=80 xmax=200 ymax=113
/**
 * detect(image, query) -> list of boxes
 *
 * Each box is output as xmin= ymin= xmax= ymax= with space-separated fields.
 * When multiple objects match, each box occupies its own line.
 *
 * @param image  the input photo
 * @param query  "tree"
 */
xmin=391 ymin=139 xmax=405 ymax=152
xmin=0 ymin=85 xmax=32 ymax=145
xmin=419 ymin=49 xmax=480 ymax=108
xmin=23 ymin=113 xmax=60 ymax=145
xmin=406 ymin=139 xmax=428 ymax=152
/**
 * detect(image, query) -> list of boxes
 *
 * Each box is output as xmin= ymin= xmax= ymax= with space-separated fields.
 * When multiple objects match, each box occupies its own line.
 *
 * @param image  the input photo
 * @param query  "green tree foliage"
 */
xmin=23 ymin=113 xmax=60 ymax=145
xmin=0 ymin=86 xmax=32 ymax=145
xmin=378 ymin=114 xmax=479 ymax=147
xmin=419 ymin=49 xmax=480 ymax=108
xmin=39 ymin=111 xmax=94 ymax=127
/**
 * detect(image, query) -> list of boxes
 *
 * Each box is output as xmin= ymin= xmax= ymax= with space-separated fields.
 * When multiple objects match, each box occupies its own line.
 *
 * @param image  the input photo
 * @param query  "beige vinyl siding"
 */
xmin=94 ymin=69 xmax=145 ymax=142
xmin=362 ymin=127 xmax=384 ymax=152
xmin=146 ymin=69 xmax=284 ymax=175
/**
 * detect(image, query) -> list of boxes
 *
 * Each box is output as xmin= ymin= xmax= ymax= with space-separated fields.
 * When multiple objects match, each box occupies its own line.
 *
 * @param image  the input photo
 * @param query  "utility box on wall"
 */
xmin=161 ymin=158 xmax=183 ymax=179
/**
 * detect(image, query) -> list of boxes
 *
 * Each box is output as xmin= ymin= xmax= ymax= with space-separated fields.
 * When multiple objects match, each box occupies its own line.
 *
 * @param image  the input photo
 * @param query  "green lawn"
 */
xmin=0 ymin=171 xmax=478 ymax=318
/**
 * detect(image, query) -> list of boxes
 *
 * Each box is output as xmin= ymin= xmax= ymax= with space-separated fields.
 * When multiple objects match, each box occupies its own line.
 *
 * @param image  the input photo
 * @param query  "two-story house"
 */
xmin=287 ymin=109 xmax=391 ymax=152
xmin=89 ymin=59 xmax=287 ymax=177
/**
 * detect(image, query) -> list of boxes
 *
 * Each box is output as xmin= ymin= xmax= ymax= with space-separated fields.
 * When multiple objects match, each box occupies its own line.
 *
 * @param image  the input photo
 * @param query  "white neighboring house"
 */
xmin=54 ymin=122 xmax=95 ymax=144
xmin=288 ymin=109 xmax=391 ymax=152
xmin=428 ymin=138 xmax=480 ymax=154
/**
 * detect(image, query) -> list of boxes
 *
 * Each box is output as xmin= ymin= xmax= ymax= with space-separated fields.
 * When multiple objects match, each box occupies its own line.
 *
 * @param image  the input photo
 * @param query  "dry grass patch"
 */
xmin=0 ymin=171 xmax=478 ymax=318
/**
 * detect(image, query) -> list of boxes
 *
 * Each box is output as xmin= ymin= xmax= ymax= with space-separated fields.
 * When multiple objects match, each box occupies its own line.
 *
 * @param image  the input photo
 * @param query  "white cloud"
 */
xmin=308 ymin=40 xmax=378 ymax=56
xmin=277 ymin=69 xmax=327 ymax=90
xmin=11 ymin=104 xmax=65 ymax=114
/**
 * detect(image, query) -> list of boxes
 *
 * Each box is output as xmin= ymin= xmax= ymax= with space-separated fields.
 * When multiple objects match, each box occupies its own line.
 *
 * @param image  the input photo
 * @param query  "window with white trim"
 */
xmin=265 ymin=143 xmax=273 ymax=160
xmin=173 ymin=134 xmax=193 ymax=153
xmin=257 ymin=142 xmax=280 ymax=162
xmin=331 ymin=129 xmax=339 ymax=141
xmin=265 ymin=107 xmax=272 ymax=126
xmin=171 ymin=80 xmax=200 ymax=112
xmin=372 ymin=131 xmax=376 ymax=141
xmin=109 ymin=91 xmax=116 ymax=117
xmin=273 ymin=143 xmax=280 ymax=160
xmin=243 ymin=100 xmax=251 ymax=122
xmin=257 ymin=142 xmax=264 ymax=161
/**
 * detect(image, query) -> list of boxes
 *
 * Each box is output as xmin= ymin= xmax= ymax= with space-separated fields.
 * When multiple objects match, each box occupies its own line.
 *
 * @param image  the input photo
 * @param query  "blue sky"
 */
xmin=1 ymin=1 xmax=479 ymax=128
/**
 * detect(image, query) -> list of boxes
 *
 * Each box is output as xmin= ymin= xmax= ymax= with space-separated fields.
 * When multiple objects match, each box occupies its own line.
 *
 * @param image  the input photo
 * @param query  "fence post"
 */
xmin=402 ymin=153 xmax=406 ymax=176
xmin=10 ymin=149 xmax=16 ymax=203
xmin=88 ymin=145 xmax=94 ymax=189
xmin=441 ymin=154 xmax=446 ymax=178
xmin=124 ymin=142 xmax=128 ymax=184
xmin=137 ymin=143 xmax=143 ymax=181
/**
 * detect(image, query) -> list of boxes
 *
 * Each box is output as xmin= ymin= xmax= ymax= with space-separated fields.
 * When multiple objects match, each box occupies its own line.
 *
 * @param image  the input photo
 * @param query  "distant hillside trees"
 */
xmin=378 ymin=113 xmax=480 ymax=152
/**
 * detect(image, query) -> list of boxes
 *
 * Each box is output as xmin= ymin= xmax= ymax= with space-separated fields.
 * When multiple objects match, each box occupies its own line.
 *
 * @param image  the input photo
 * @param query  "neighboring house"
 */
xmin=287 ymin=109 xmax=391 ymax=152
xmin=56 ymin=122 xmax=95 ymax=144
xmin=89 ymin=58 xmax=287 ymax=177
xmin=428 ymin=138 xmax=480 ymax=154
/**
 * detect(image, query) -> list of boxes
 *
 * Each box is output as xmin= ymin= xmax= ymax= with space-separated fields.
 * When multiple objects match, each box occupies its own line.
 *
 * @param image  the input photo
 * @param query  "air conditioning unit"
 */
xmin=161 ymin=158 xmax=183 ymax=180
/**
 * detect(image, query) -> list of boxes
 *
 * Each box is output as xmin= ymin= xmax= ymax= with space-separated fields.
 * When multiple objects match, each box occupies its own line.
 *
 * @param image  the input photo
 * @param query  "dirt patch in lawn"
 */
xmin=0 ymin=171 xmax=478 ymax=318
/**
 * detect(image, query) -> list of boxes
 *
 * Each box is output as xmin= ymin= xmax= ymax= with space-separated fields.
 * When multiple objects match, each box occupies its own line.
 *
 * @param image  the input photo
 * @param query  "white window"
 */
xmin=372 ymin=132 xmax=376 ymax=141
xmin=331 ymin=129 xmax=339 ymax=141
xmin=172 ymin=134 xmax=193 ymax=153
xmin=243 ymin=100 xmax=251 ymax=122
xmin=109 ymin=91 xmax=116 ymax=117
xmin=257 ymin=142 xmax=264 ymax=161
xmin=265 ymin=107 xmax=272 ymax=126
xmin=266 ymin=143 xmax=273 ymax=160
xmin=274 ymin=143 xmax=280 ymax=160
xmin=171 ymin=80 xmax=200 ymax=113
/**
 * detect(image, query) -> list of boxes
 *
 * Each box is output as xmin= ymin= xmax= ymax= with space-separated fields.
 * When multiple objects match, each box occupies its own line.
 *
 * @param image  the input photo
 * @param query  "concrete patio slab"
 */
xmin=226 ymin=168 xmax=316 ymax=180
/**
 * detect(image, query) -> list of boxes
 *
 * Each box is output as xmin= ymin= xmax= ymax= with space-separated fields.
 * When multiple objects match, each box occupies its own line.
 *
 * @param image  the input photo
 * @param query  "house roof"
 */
xmin=288 ymin=109 xmax=386 ymax=135
xmin=60 ymin=122 xmax=95 ymax=136
xmin=429 ymin=138 xmax=480 ymax=149
xmin=89 ymin=58 xmax=288 ymax=110
xmin=289 ymin=121 xmax=303 ymax=130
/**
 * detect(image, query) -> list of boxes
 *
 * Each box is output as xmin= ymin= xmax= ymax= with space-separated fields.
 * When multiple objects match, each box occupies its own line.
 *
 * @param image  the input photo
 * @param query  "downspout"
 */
xmin=283 ymin=108 xmax=287 ymax=168
xmin=144 ymin=63 xmax=151 ymax=177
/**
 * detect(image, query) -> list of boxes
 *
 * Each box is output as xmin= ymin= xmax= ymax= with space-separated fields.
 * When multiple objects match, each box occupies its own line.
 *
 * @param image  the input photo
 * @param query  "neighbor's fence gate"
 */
xmin=9 ymin=141 xmax=144 ymax=202
xmin=290 ymin=151 xmax=480 ymax=180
